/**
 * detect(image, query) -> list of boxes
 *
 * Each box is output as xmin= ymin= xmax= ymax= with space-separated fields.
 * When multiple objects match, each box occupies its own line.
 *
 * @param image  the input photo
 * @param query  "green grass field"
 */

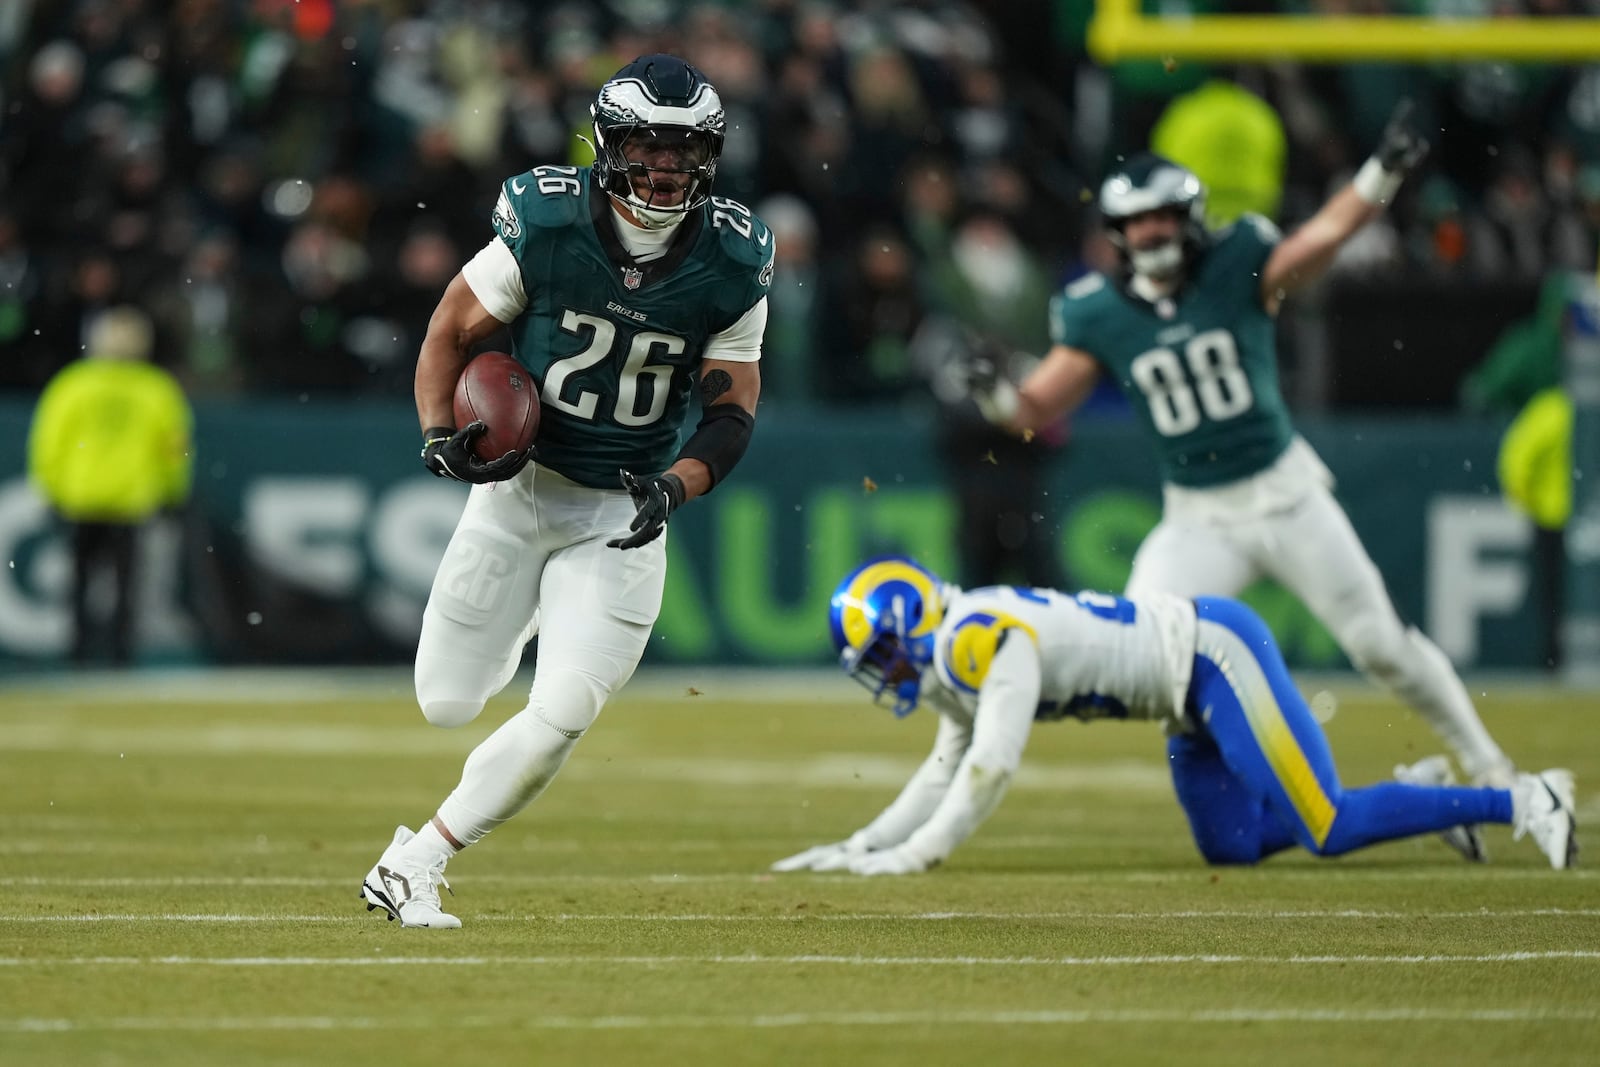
xmin=2 ymin=669 xmax=1597 ymax=1066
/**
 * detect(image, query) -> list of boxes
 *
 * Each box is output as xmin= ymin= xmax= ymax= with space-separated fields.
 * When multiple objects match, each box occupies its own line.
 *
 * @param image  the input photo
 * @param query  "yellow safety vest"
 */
xmin=27 ymin=360 xmax=194 ymax=522
xmin=1498 ymin=387 xmax=1572 ymax=531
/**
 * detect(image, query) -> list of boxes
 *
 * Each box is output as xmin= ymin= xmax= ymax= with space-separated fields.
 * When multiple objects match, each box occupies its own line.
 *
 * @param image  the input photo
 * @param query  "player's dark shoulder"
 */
xmin=492 ymin=165 xmax=590 ymax=245
xmin=701 ymin=195 xmax=775 ymax=280
xmin=1208 ymin=213 xmax=1282 ymax=261
xmin=1050 ymin=270 xmax=1116 ymax=344
xmin=1060 ymin=270 xmax=1116 ymax=309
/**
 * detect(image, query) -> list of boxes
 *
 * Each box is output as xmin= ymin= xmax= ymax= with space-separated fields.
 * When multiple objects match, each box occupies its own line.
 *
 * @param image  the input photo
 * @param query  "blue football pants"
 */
xmin=1168 ymin=597 xmax=1512 ymax=865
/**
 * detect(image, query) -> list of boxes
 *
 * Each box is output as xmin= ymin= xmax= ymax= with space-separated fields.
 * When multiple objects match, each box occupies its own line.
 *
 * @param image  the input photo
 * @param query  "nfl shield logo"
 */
xmin=622 ymin=267 xmax=643 ymax=290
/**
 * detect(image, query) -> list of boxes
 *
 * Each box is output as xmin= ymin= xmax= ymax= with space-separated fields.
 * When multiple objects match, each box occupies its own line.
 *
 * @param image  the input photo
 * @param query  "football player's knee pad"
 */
xmin=419 ymin=695 xmax=487 ymax=730
xmin=415 ymin=662 xmax=493 ymax=728
xmin=527 ymin=667 xmax=613 ymax=739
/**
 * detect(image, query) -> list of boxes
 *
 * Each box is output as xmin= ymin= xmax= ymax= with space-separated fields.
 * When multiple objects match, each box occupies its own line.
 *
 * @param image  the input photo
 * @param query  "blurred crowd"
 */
xmin=1 ymin=0 xmax=1597 ymax=407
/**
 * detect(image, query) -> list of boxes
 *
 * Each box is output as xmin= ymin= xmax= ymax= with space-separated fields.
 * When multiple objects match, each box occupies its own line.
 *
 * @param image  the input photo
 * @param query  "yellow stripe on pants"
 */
xmin=1206 ymin=631 xmax=1336 ymax=847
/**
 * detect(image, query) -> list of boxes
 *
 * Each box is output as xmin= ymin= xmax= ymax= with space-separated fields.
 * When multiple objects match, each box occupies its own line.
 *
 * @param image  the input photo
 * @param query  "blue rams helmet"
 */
xmin=591 ymin=54 xmax=725 ymax=227
xmin=828 ymin=556 xmax=949 ymax=717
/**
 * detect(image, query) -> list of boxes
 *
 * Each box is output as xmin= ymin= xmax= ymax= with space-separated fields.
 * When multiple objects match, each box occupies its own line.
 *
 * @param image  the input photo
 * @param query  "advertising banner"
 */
xmin=0 ymin=400 xmax=1537 ymax=670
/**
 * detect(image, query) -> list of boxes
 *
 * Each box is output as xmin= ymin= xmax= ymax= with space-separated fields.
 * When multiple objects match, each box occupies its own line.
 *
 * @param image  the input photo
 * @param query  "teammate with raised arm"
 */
xmin=361 ymin=55 xmax=772 ymax=928
xmin=965 ymin=102 xmax=1517 ymax=812
xmin=772 ymin=557 xmax=1576 ymax=875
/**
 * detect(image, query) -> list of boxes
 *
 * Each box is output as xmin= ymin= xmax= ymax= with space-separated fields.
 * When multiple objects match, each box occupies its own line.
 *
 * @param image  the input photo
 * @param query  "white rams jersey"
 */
xmin=852 ymin=587 xmax=1199 ymax=866
xmin=922 ymin=586 xmax=1198 ymax=732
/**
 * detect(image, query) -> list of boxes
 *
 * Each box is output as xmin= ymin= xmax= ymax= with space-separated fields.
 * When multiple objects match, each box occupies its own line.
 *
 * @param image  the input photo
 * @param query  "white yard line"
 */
xmin=0 ymin=722 xmax=1170 ymax=788
xmin=3 ymin=666 xmax=1584 ymax=703
xmin=3 ymin=951 xmax=1599 ymax=968
xmin=2 ymin=869 xmax=1595 ymax=888
xmin=0 ymin=667 xmax=866 ymax=705
xmin=5 ymin=908 xmax=1600 ymax=923
xmin=3 ymin=1006 xmax=1597 ymax=1032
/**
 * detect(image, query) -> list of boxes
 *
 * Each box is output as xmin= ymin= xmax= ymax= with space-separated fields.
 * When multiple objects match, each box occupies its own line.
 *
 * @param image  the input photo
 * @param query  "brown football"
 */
xmin=453 ymin=351 xmax=539 ymax=461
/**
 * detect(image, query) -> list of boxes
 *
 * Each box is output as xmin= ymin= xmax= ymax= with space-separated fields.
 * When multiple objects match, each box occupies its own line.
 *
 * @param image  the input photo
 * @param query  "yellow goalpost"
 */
xmin=1086 ymin=0 xmax=1600 ymax=277
xmin=1087 ymin=0 xmax=1600 ymax=63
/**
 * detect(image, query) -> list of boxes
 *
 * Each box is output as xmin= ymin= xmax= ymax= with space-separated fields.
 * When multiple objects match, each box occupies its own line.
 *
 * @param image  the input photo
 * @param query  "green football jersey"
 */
xmin=488 ymin=166 xmax=773 ymax=489
xmin=1050 ymin=215 xmax=1294 ymax=487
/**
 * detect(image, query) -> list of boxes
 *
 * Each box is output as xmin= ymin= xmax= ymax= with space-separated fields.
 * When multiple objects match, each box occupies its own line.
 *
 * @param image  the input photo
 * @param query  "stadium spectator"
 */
xmin=754 ymin=193 xmax=825 ymax=404
xmin=0 ymin=0 xmax=1595 ymax=404
xmin=817 ymin=223 xmax=928 ymax=405
xmin=143 ymin=229 xmax=251 ymax=396
xmin=924 ymin=208 xmax=1064 ymax=589
xmin=0 ymin=210 xmax=50 ymax=389
xmin=899 ymin=153 xmax=963 ymax=261
xmin=915 ymin=321 xmax=1068 ymax=590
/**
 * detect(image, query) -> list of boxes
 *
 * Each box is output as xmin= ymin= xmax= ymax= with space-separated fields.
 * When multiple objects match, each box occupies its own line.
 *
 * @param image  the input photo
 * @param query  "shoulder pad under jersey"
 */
xmin=705 ymin=195 xmax=775 ymax=284
xmin=935 ymin=603 xmax=1039 ymax=695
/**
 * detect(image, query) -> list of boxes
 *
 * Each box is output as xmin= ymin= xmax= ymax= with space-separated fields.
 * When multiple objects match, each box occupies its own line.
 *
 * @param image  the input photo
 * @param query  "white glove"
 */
xmin=770 ymin=834 xmax=871 ymax=873
xmin=848 ymin=844 xmax=941 ymax=876
xmin=963 ymin=353 xmax=1020 ymax=427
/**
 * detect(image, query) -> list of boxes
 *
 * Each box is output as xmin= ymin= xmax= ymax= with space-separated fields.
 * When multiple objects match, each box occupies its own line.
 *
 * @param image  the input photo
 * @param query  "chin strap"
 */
xmin=1128 ymin=241 xmax=1185 ymax=279
xmin=612 ymin=188 xmax=692 ymax=231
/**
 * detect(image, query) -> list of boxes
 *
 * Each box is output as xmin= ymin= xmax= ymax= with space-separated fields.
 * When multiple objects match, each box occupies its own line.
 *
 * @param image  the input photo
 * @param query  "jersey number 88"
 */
xmin=1129 ymin=328 xmax=1254 ymax=436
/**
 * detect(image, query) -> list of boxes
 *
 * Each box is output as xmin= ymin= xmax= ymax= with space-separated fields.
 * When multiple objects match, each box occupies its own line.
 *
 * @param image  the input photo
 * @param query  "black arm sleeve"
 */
xmin=676 ymin=402 xmax=755 ymax=490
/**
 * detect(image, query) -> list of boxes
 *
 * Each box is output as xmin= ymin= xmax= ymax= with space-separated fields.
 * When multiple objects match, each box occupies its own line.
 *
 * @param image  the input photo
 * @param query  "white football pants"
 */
xmin=413 ymin=464 xmax=667 ymax=847
xmin=1124 ymin=478 xmax=1512 ymax=783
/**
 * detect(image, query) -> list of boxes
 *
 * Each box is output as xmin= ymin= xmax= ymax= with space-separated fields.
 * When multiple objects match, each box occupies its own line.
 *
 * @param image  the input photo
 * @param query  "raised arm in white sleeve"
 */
xmin=850 ymin=633 xmax=1042 ymax=874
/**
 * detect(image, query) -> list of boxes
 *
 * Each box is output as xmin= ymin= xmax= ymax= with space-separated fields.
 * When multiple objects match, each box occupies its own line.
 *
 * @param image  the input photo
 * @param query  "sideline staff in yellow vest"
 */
xmin=1499 ymin=387 xmax=1573 ymax=533
xmin=1498 ymin=386 xmax=1572 ymax=670
xmin=1151 ymin=79 xmax=1287 ymax=227
xmin=27 ymin=306 xmax=194 ymax=665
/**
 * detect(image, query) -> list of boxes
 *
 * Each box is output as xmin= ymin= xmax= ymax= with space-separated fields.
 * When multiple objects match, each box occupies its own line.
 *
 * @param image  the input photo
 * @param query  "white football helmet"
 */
xmin=1099 ymin=152 xmax=1209 ymax=280
xmin=590 ymin=54 xmax=725 ymax=230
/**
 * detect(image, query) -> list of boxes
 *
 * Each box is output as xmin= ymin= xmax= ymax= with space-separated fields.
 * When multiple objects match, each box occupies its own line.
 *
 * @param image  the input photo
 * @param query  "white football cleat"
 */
xmin=1512 ymin=770 xmax=1578 ymax=870
xmin=1394 ymin=755 xmax=1487 ymax=863
xmin=360 ymin=825 xmax=462 ymax=928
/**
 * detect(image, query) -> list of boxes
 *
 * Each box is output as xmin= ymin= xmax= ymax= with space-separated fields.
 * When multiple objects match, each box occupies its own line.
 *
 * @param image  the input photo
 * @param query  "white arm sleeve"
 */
xmin=701 ymin=297 xmax=767 ymax=364
xmin=460 ymin=238 xmax=526 ymax=323
xmin=902 ymin=634 xmax=1041 ymax=863
xmin=855 ymin=713 xmax=973 ymax=849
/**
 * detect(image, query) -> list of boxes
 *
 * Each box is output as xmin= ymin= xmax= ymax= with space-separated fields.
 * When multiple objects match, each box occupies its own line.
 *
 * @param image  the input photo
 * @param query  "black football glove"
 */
xmin=1374 ymin=98 xmax=1429 ymax=177
xmin=421 ymin=423 xmax=532 ymax=484
xmin=607 ymin=469 xmax=685 ymax=549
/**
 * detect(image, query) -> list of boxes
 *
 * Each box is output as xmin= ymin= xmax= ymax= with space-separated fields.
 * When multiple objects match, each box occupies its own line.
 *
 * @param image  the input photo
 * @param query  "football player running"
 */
xmin=772 ymin=557 xmax=1577 ymax=875
xmin=361 ymin=55 xmax=771 ymax=928
xmin=965 ymin=101 xmax=1519 ymax=807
